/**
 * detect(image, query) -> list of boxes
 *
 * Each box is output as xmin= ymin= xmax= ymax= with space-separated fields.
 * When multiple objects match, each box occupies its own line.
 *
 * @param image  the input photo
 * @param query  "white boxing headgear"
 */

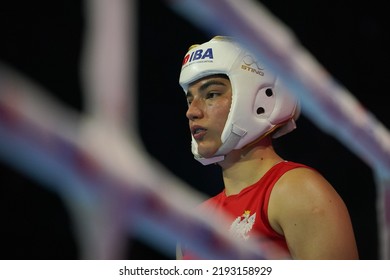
xmin=179 ymin=36 xmax=300 ymax=165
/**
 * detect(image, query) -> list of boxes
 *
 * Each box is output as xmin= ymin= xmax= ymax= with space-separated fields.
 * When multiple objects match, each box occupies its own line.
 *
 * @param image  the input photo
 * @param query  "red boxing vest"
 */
xmin=182 ymin=161 xmax=311 ymax=259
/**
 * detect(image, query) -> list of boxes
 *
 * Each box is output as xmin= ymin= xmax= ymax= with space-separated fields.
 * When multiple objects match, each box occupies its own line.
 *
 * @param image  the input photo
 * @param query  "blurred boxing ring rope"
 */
xmin=0 ymin=0 xmax=389 ymax=259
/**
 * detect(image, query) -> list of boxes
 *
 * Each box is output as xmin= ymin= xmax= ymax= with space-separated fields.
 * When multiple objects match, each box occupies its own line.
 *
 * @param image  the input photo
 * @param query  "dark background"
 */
xmin=0 ymin=0 xmax=388 ymax=259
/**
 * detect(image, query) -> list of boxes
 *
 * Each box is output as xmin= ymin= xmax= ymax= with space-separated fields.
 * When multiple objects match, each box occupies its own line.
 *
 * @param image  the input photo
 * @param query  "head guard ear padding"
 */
xmin=179 ymin=36 xmax=300 ymax=165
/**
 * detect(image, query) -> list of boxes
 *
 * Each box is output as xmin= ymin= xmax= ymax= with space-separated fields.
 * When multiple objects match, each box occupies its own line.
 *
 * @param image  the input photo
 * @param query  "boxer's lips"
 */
xmin=191 ymin=126 xmax=207 ymax=140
